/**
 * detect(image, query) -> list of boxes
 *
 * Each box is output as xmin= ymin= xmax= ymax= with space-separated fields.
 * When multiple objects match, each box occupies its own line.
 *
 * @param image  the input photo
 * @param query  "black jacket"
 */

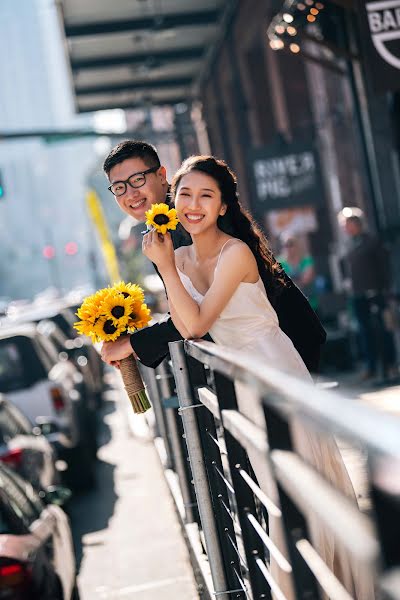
xmin=130 ymin=223 xmax=326 ymax=373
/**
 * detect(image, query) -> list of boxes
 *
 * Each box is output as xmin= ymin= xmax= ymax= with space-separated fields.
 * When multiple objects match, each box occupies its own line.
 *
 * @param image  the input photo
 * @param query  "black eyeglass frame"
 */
xmin=108 ymin=166 xmax=159 ymax=196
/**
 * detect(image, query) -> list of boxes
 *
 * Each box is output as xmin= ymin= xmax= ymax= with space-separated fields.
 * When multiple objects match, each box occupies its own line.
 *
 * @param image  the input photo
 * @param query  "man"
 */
xmin=339 ymin=207 xmax=397 ymax=380
xmin=101 ymin=140 xmax=326 ymax=373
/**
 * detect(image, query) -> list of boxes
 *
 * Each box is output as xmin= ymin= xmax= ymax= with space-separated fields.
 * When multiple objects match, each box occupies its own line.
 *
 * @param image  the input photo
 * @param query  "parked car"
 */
xmin=0 ymin=463 xmax=78 ymax=599
xmin=0 ymin=324 xmax=95 ymax=490
xmin=7 ymin=302 xmax=105 ymax=408
xmin=0 ymin=393 xmax=59 ymax=491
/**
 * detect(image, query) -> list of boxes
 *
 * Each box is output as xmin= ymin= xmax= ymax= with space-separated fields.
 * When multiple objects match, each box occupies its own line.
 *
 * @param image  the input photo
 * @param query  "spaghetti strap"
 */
xmin=215 ymin=238 xmax=241 ymax=272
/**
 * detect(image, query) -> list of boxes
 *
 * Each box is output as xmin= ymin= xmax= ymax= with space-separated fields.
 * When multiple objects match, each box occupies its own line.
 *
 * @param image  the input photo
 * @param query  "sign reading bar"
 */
xmin=249 ymin=142 xmax=322 ymax=211
xmin=358 ymin=0 xmax=400 ymax=92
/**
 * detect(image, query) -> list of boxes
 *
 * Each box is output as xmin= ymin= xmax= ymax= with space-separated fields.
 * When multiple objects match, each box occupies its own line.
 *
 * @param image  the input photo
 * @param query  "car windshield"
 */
xmin=0 ymin=341 xmax=26 ymax=392
xmin=0 ymin=337 xmax=47 ymax=392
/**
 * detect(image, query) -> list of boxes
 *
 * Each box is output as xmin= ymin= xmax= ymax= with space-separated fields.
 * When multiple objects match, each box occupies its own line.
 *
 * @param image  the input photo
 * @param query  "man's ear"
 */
xmin=158 ymin=166 xmax=167 ymax=184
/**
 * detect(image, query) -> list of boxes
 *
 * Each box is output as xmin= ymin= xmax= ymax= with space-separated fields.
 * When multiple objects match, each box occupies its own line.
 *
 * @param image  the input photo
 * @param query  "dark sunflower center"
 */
xmin=111 ymin=306 xmax=125 ymax=318
xmin=154 ymin=214 xmax=170 ymax=226
xmin=103 ymin=320 xmax=117 ymax=334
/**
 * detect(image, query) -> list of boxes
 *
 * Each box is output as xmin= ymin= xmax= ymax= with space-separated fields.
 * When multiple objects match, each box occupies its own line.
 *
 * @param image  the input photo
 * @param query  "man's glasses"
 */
xmin=108 ymin=166 xmax=159 ymax=197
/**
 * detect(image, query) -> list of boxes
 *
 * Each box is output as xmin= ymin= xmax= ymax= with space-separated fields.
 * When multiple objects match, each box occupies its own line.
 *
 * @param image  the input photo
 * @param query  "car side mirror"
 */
xmin=39 ymin=485 xmax=71 ymax=507
xmin=34 ymin=416 xmax=60 ymax=436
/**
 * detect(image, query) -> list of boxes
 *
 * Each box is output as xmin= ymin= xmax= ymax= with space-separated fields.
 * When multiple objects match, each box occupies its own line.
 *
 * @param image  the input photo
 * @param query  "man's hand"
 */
xmin=100 ymin=336 xmax=136 ymax=369
xmin=142 ymin=229 xmax=175 ymax=272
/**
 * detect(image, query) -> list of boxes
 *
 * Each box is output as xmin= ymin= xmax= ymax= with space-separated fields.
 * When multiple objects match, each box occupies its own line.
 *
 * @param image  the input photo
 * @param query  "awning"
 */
xmin=58 ymin=0 xmax=233 ymax=113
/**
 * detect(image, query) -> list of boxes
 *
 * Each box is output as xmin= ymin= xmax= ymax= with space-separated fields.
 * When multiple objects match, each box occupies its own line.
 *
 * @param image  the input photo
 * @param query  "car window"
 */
xmin=0 ymin=341 xmax=27 ymax=392
xmin=0 ymin=404 xmax=21 ymax=441
xmin=3 ymin=402 xmax=31 ymax=436
xmin=52 ymin=313 xmax=73 ymax=338
xmin=33 ymin=335 xmax=59 ymax=372
xmin=0 ymin=498 xmax=25 ymax=534
xmin=0 ymin=467 xmax=42 ymax=528
xmin=0 ymin=336 xmax=49 ymax=390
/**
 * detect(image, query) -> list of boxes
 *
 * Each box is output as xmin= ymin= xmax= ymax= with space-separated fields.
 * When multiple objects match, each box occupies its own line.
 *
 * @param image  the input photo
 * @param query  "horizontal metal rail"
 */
xmin=145 ymin=338 xmax=400 ymax=600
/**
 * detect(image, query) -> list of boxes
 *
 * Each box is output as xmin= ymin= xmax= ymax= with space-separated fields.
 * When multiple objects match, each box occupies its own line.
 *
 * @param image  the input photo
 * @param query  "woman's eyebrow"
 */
xmin=179 ymin=186 xmax=215 ymax=193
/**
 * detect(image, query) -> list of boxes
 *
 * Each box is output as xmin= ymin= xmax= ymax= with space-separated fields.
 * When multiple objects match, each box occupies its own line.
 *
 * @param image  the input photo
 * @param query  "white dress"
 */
xmin=177 ymin=266 xmax=312 ymax=381
xmin=177 ymin=239 xmax=373 ymax=600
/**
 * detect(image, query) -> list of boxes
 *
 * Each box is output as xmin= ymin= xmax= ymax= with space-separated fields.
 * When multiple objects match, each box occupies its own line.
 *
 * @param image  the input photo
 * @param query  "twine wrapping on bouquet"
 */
xmin=119 ymin=356 xmax=151 ymax=414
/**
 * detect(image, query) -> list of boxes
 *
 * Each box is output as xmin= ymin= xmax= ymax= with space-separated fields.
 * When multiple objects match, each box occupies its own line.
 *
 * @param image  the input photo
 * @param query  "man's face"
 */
xmin=344 ymin=219 xmax=361 ymax=237
xmin=108 ymin=157 xmax=167 ymax=222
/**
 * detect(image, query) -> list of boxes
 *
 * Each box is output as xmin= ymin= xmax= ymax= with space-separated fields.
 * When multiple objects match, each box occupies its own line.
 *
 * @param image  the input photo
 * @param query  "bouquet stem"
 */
xmin=119 ymin=356 xmax=151 ymax=414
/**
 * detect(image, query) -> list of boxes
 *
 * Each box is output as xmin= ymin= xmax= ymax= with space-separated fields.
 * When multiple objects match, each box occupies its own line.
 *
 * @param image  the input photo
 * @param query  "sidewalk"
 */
xmin=70 ymin=370 xmax=199 ymax=600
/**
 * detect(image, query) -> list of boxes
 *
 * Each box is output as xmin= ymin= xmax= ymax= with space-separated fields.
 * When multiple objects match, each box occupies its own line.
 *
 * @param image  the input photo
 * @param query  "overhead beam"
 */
xmin=71 ymin=47 xmax=205 ymax=71
xmin=64 ymin=10 xmax=219 ymax=37
xmin=76 ymin=77 xmax=192 ymax=95
xmin=77 ymin=97 xmax=189 ymax=113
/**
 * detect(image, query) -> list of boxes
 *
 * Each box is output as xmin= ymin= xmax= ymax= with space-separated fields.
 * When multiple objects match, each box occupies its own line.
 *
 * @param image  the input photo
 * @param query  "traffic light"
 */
xmin=0 ymin=171 xmax=4 ymax=199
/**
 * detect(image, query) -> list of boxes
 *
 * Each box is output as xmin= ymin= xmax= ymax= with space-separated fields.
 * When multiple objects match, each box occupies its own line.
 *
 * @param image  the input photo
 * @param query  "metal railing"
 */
xmin=142 ymin=339 xmax=400 ymax=600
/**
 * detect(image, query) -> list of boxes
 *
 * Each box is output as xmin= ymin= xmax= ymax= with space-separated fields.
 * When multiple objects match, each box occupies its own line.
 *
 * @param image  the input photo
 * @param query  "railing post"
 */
xmin=169 ymin=341 xmax=230 ymax=600
xmin=214 ymin=371 xmax=273 ymax=599
xmin=156 ymin=360 xmax=199 ymax=524
xmin=140 ymin=363 xmax=174 ymax=469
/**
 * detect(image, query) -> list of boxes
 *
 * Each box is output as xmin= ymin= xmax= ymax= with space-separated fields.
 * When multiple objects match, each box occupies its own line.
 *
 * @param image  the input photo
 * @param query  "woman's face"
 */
xmin=174 ymin=170 xmax=226 ymax=234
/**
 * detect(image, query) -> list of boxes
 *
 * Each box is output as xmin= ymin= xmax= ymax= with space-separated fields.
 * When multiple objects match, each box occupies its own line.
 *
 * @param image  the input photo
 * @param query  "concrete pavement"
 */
xmin=69 ymin=371 xmax=199 ymax=600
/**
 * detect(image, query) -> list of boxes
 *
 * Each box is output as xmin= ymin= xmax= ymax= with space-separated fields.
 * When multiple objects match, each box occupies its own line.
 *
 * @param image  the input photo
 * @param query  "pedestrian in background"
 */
xmin=278 ymin=234 xmax=318 ymax=310
xmin=338 ymin=207 xmax=397 ymax=381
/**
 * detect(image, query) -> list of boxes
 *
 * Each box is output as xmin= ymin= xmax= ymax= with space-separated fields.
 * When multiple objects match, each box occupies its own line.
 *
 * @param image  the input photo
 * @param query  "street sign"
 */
xmin=357 ymin=0 xmax=400 ymax=92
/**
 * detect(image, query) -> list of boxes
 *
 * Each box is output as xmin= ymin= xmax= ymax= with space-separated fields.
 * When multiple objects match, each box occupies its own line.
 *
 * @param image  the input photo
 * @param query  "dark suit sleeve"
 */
xmin=276 ymin=281 xmax=327 ymax=373
xmin=130 ymin=316 xmax=183 ymax=369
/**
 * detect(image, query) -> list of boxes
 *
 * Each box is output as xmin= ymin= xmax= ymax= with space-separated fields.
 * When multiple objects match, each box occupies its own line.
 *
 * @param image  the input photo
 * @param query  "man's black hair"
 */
xmin=103 ymin=140 xmax=161 ymax=176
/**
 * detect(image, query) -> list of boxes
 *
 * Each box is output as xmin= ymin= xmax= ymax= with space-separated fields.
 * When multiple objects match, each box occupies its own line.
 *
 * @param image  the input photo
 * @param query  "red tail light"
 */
xmin=0 ymin=448 xmax=23 ymax=468
xmin=50 ymin=386 xmax=65 ymax=411
xmin=0 ymin=560 xmax=32 ymax=598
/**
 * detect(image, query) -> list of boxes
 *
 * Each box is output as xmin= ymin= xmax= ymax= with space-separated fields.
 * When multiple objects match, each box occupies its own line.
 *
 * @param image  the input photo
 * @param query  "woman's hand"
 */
xmin=142 ymin=229 xmax=175 ymax=273
xmin=101 ymin=336 xmax=135 ymax=369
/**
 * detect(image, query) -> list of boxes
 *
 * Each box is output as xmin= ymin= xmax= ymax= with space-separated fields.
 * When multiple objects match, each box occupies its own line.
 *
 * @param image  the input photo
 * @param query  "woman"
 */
xmin=142 ymin=156 xmax=372 ymax=600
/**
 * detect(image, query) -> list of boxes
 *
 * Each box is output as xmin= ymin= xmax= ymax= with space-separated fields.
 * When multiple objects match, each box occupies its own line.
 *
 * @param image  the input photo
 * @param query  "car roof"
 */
xmin=0 ymin=322 xmax=38 ymax=340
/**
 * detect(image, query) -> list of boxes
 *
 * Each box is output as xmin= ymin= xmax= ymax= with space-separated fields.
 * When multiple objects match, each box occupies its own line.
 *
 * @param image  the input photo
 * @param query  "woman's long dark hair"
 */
xmin=170 ymin=155 xmax=287 ymax=303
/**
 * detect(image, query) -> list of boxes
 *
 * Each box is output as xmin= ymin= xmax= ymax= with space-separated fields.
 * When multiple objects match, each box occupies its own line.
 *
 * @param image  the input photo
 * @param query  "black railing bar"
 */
xmin=232 ymin=566 xmax=249 ymax=596
xmin=296 ymin=538 xmax=354 ymax=600
xmin=185 ymin=341 xmax=400 ymax=459
xmin=198 ymin=386 xmax=221 ymax=419
xmin=246 ymin=512 xmax=292 ymax=573
xmin=238 ymin=468 xmax=281 ymax=517
xmin=255 ymin=558 xmax=289 ymax=600
xmin=221 ymin=409 xmax=268 ymax=456
xmin=271 ymin=450 xmax=379 ymax=563
xmin=218 ymin=495 xmax=235 ymax=522
xmin=213 ymin=461 xmax=235 ymax=494
xmin=227 ymin=532 xmax=248 ymax=571
xmin=206 ymin=430 xmax=228 ymax=455
xmin=380 ymin=568 xmax=400 ymax=600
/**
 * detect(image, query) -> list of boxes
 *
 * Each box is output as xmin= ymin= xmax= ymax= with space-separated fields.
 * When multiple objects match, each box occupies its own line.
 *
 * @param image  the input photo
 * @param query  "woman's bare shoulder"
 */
xmin=174 ymin=246 xmax=189 ymax=269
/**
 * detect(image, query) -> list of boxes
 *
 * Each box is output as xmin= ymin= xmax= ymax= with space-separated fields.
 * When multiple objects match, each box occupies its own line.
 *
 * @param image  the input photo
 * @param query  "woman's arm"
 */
xmin=162 ymin=244 xmax=256 ymax=338
xmin=142 ymin=230 xmax=256 ymax=338
xmin=168 ymin=297 xmax=193 ymax=338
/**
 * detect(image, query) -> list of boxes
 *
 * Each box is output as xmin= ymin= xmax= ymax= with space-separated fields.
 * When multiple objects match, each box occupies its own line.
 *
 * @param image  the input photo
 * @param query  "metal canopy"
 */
xmin=59 ymin=0 xmax=229 ymax=113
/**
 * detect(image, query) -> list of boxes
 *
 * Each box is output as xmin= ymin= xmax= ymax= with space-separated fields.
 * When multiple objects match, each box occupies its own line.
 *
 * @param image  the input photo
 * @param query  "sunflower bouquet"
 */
xmin=74 ymin=281 xmax=152 ymax=414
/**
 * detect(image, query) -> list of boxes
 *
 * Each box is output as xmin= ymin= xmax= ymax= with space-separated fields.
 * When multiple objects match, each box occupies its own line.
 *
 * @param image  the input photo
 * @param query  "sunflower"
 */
xmin=145 ymin=203 xmax=179 ymax=235
xmin=101 ymin=293 xmax=134 ymax=326
xmin=127 ymin=302 xmax=151 ymax=330
xmin=113 ymin=281 xmax=145 ymax=304
xmin=74 ymin=319 xmax=98 ymax=339
xmin=76 ymin=298 xmax=102 ymax=323
xmin=93 ymin=315 xmax=129 ymax=342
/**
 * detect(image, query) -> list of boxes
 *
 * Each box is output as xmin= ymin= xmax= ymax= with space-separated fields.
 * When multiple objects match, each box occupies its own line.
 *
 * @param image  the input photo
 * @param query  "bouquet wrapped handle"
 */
xmin=119 ymin=356 xmax=151 ymax=414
